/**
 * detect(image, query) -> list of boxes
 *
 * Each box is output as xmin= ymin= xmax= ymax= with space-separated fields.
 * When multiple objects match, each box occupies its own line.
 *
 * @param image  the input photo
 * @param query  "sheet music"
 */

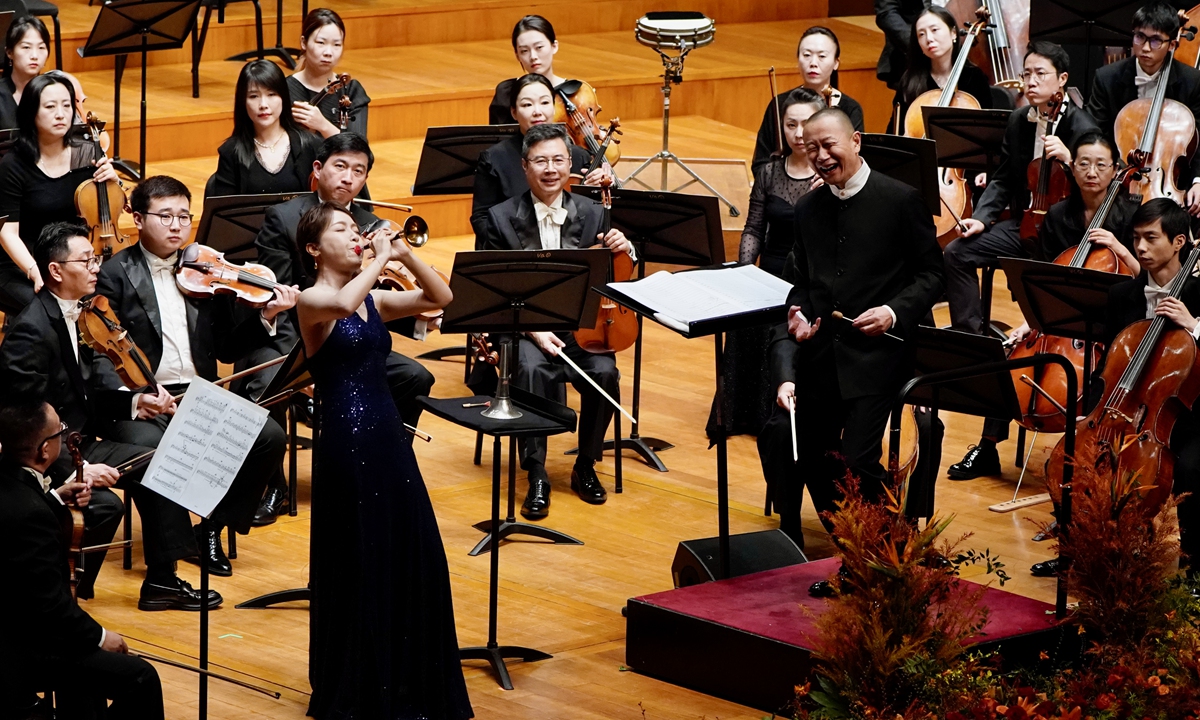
xmin=141 ymin=377 xmax=269 ymax=518
xmin=609 ymin=264 xmax=793 ymax=330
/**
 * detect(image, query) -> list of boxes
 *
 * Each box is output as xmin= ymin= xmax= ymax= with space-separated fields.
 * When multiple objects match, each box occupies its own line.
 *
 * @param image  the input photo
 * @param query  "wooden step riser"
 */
xmin=56 ymin=0 xmax=828 ymax=74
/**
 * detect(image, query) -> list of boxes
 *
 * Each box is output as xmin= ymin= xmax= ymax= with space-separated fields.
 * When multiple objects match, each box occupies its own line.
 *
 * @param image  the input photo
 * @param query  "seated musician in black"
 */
xmin=0 ymin=222 xmax=219 ymax=611
xmin=251 ymin=132 xmax=435 ymax=524
xmin=751 ymin=26 xmax=865 ymax=174
xmin=1085 ymin=1 xmax=1200 ymax=217
xmin=0 ymin=400 xmax=165 ymax=719
xmin=890 ymin=7 xmax=993 ymax=134
xmin=756 ymin=107 xmax=943 ymax=571
xmin=943 ymin=41 xmax=1098 ymax=480
xmin=94 ymin=176 xmax=296 ymax=576
xmin=482 ymin=122 xmax=633 ymax=519
xmin=1032 ymin=198 xmax=1200 ymax=577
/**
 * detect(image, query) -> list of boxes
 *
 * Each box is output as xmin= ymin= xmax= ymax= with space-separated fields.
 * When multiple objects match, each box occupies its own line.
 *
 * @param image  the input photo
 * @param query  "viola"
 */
xmin=62 ymin=431 xmax=87 ymax=598
xmin=1008 ymin=164 xmax=1141 ymax=433
xmin=78 ymin=294 xmax=156 ymax=391
xmin=74 ymin=113 xmax=130 ymax=261
xmin=176 ymin=244 xmax=281 ymax=309
xmin=308 ymin=73 xmax=351 ymax=108
xmin=903 ymin=7 xmax=991 ymax=247
xmin=1045 ymin=239 xmax=1200 ymax=517
xmin=1115 ymin=10 xmax=1198 ymax=206
xmin=554 ymin=79 xmax=622 ymax=169
xmin=1018 ymin=93 xmax=1071 ymax=248
xmin=573 ymin=178 xmax=639 ymax=354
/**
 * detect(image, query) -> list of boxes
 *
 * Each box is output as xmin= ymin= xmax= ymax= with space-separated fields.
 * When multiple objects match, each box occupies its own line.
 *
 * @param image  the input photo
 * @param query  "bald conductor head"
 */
xmin=802 ymin=106 xmax=862 ymax=189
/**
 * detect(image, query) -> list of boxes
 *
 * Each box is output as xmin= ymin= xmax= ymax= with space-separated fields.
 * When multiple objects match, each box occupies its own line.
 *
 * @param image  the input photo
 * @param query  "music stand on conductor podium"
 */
xmin=419 ymin=248 xmax=608 ymax=690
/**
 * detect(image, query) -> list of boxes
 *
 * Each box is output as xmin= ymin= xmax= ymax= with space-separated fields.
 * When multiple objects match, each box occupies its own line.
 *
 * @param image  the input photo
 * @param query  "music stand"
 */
xmin=194 ymin=192 xmax=301 ymax=261
xmin=1030 ymin=0 xmax=1142 ymax=102
xmin=78 ymin=0 xmax=200 ymax=181
xmin=859 ymin=133 xmax=941 ymax=217
xmin=412 ymin=125 xmax=520 ymax=195
xmin=923 ymin=107 xmax=1011 ymax=176
xmin=573 ymin=186 xmax=725 ymax=473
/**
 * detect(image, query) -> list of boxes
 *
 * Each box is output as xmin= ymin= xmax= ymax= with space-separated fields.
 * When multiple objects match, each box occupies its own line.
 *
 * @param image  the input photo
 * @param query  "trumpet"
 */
xmin=354 ymin=198 xmax=429 ymax=248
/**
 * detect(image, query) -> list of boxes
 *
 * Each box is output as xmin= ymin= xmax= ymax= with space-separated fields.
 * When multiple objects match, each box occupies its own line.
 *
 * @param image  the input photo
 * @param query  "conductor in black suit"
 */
xmin=94 ymin=175 xmax=295 ymax=577
xmin=249 ymin=132 xmax=435 ymax=524
xmin=0 ymin=400 xmax=165 ymax=719
xmin=483 ymin=122 xmax=633 ymax=520
xmin=756 ymin=108 xmax=944 ymax=565
xmin=1085 ymin=1 xmax=1200 ymax=217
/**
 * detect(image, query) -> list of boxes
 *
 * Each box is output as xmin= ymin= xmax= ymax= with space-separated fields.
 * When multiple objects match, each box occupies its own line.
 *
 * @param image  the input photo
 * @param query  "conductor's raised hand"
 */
xmin=852 ymin=306 xmax=894 ymax=336
xmin=598 ymin=228 xmax=631 ymax=255
xmin=787 ymin=305 xmax=820 ymax=342
xmin=776 ymin=381 xmax=796 ymax=410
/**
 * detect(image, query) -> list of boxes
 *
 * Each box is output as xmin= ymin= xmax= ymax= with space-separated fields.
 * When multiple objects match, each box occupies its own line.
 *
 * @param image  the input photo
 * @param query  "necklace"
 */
xmin=254 ymin=133 xmax=284 ymax=151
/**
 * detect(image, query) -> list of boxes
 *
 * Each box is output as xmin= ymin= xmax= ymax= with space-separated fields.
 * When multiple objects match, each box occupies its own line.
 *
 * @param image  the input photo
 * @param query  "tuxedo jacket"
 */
xmin=974 ymin=102 xmax=1099 ymax=226
xmin=94 ymin=247 xmax=272 ymax=382
xmin=254 ymin=191 xmax=380 ymax=290
xmin=482 ymin=190 xmax=606 ymax=252
xmin=0 ymin=457 xmax=103 ymax=667
xmin=770 ymin=169 xmax=945 ymax=398
xmin=1085 ymin=57 xmax=1200 ymax=179
xmin=1104 ymin=272 xmax=1200 ymax=348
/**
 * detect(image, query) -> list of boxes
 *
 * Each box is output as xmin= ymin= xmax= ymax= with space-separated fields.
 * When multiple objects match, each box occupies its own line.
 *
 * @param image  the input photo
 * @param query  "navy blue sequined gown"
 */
xmin=307 ymin=295 xmax=473 ymax=720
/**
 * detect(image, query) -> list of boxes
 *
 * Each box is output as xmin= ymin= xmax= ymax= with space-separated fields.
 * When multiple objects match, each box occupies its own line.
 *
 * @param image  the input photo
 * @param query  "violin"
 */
xmin=568 ymin=118 xmax=622 ymax=187
xmin=554 ymin=79 xmax=621 ymax=169
xmin=573 ymin=178 xmax=638 ymax=353
xmin=904 ymin=7 xmax=991 ymax=247
xmin=74 ymin=113 xmax=130 ymax=262
xmin=1018 ymin=92 xmax=1071 ymax=248
xmin=309 ymin=73 xmax=351 ymax=108
xmin=78 ymin=294 xmax=155 ymax=391
xmin=1115 ymin=9 xmax=1198 ymax=206
xmin=471 ymin=333 xmax=499 ymax=366
xmin=1045 ymin=239 xmax=1200 ymax=517
xmin=1008 ymin=164 xmax=1141 ymax=433
xmin=175 ymin=244 xmax=281 ymax=309
xmin=63 ymin=431 xmax=87 ymax=599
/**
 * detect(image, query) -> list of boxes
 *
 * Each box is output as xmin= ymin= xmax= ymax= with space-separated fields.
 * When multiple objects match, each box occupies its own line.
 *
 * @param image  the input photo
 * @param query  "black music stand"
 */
xmin=859 ymin=133 xmax=941 ymax=217
xmin=79 ymin=0 xmax=200 ymax=182
xmin=412 ymin=125 xmax=520 ymax=195
xmin=227 ymin=0 xmax=298 ymax=67
xmin=573 ymin=186 xmax=725 ymax=474
xmin=1030 ymin=0 xmax=1142 ymax=103
xmin=598 ymin=268 xmax=790 ymax=579
xmin=923 ymin=107 xmax=1011 ymax=177
xmin=194 ymin=192 xmax=300 ymax=261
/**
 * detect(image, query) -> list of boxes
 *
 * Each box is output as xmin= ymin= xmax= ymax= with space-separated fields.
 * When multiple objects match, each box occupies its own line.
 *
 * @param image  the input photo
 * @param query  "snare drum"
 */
xmin=635 ymin=12 xmax=715 ymax=51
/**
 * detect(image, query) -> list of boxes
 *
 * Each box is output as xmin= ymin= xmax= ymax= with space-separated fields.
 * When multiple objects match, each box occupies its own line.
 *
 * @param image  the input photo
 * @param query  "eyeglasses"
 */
xmin=1073 ymin=160 xmax=1114 ymax=172
xmin=1132 ymin=32 xmax=1169 ymax=50
xmin=526 ymin=156 xmax=570 ymax=170
xmin=58 ymin=256 xmax=100 ymax=270
xmin=1020 ymin=69 xmax=1055 ymax=82
xmin=40 ymin=421 xmax=68 ymax=447
xmin=143 ymin=211 xmax=194 ymax=227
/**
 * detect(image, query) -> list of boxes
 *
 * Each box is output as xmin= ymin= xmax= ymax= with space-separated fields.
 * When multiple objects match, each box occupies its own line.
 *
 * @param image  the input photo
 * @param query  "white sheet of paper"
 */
xmin=141 ymin=377 xmax=269 ymax=518
xmin=610 ymin=265 xmax=792 ymax=327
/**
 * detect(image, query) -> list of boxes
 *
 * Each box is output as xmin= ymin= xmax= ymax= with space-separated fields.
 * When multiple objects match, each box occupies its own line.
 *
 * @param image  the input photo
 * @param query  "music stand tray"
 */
xmin=412 ymin=125 xmax=520 ymax=196
xmin=194 ymin=192 xmax=302 ymax=262
xmin=923 ymin=107 xmax=1011 ymax=176
xmin=859 ymin=133 xmax=941 ymax=216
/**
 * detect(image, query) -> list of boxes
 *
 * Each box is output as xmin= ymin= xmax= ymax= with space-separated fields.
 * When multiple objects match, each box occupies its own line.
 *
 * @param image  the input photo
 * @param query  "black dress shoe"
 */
xmin=809 ymin=564 xmax=852 ymax=598
xmin=521 ymin=466 xmax=551 ymax=520
xmin=183 ymin=525 xmax=232 ymax=577
xmin=138 ymin=576 xmax=223 ymax=612
xmin=1030 ymin=558 xmax=1063 ymax=577
xmin=570 ymin=462 xmax=608 ymax=505
xmin=252 ymin=486 xmax=290 ymax=527
xmin=947 ymin=443 xmax=1001 ymax=480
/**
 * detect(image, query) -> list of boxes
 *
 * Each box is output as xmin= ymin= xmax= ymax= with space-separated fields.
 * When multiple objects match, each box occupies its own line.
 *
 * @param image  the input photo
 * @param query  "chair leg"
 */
xmin=122 ymin=491 xmax=133 ymax=570
xmin=474 ymin=431 xmax=483 ymax=466
xmin=51 ymin=16 xmax=62 ymax=70
xmin=227 ymin=527 xmax=237 ymax=559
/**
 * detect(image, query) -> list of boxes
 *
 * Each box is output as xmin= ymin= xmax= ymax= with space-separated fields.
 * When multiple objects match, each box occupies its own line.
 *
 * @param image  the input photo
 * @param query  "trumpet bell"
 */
xmin=403 ymin=216 xmax=429 ymax=247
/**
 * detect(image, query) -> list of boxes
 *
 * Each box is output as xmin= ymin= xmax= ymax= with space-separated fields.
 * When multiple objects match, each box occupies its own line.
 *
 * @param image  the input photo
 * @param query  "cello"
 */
xmin=1115 ymin=9 xmax=1197 ymax=206
xmin=1018 ymin=93 xmax=1072 ymax=247
xmin=1045 ymin=238 xmax=1200 ymax=515
xmin=74 ymin=113 xmax=130 ymax=261
xmin=904 ymin=7 xmax=991 ymax=247
xmin=1007 ymin=163 xmax=1141 ymax=433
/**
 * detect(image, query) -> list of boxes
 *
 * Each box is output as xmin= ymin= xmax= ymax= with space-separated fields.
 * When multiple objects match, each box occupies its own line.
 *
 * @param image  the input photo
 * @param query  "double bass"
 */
xmin=903 ymin=8 xmax=992 ymax=247
xmin=946 ymin=0 xmax=1029 ymax=105
xmin=1115 ymin=10 xmax=1197 ymax=206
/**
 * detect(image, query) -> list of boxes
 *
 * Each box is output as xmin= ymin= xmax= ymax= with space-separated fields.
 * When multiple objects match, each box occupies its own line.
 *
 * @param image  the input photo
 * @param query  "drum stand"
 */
xmin=622 ymin=49 xmax=740 ymax=217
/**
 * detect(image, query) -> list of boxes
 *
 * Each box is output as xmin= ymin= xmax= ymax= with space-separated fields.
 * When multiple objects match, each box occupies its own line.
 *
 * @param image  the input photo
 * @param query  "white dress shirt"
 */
xmin=533 ymin=192 xmax=568 ymax=250
xmin=141 ymin=245 xmax=196 ymax=387
xmin=1135 ymin=61 xmax=1162 ymax=100
xmin=1026 ymin=105 xmax=1064 ymax=158
xmin=51 ymin=292 xmax=82 ymax=362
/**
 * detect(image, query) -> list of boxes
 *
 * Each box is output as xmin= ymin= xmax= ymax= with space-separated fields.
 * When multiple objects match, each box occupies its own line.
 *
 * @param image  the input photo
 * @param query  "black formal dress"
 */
xmin=470 ymin=131 xmax=590 ymax=248
xmin=889 ymin=64 xmax=994 ymax=133
xmin=708 ymin=159 xmax=816 ymax=439
xmin=286 ymin=75 xmax=370 ymax=139
xmin=874 ymin=0 xmax=926 ymax=89
xmin=0 ymin=144 xmax=100 ymax=311
xmin=751 ymin=89 xmax=864 ymax=175
xmin=0 ymin=75 xmax=19 ymax=129
xmin=0 ymin=458 xmax=164 ymax=719
xmin=1103 ymin=273 xmax=1200 ymax=565
xmin=483 ymin=190 xmax=621 ymax=468
xmin=1036 ymin=188 xmax=1139 ymax=262
xmin=756 ymin=166 xmax=944 ymax=546
xmin=208 ymin=130 xmax=320 ymax=198
xmin=307 ymin=294 xmax=472 ymax=720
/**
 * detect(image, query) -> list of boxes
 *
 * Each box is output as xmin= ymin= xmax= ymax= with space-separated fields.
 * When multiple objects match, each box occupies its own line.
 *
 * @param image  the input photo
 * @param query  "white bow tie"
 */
xmin=534 ymin=201 xmax=567 ymax=226
xmin=1145 ymin=284 xmax=1172 ymax=308
xmin=62 ymin=302 xmax=82 ymax=325
xmin=1135 ymin=71 xmax=1160 ymax=89
xmin=148 ymin=254 xmax=177 ymax=273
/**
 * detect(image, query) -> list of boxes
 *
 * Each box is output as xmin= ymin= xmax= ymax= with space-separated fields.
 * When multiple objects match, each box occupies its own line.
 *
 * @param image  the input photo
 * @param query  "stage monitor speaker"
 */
xmin=671 ymin=529 xmax=807 ymax=588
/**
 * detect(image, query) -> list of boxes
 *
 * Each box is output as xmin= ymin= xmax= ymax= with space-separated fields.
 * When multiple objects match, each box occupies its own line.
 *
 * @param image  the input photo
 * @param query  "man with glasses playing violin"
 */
xmin=1085 ymin=1 xmax=1200 ymax=217
xmin=93 ymin=175 xmax=297 ymax=578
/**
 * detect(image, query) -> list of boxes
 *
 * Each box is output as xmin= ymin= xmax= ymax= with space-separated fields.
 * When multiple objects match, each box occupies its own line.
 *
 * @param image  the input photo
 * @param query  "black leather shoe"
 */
xmin=1030 ymin=558 xmax=1063 ymax=577
xmin=138 ymin=576 xmax=223 ymax=612
xmin=252 ymin=486 xmax=290 ymax=527
xmin=948 ymin=443 xmax=1001 ymax=480
xmin=808 ymin=579 xmax=838 ymax=598
xmin=570 ymin=462 xmax=607 ymax=505
xmin=521 ymin=466 xmax=551 ymax=520
xmin=183 ymin=525 xmax=232 ymax=577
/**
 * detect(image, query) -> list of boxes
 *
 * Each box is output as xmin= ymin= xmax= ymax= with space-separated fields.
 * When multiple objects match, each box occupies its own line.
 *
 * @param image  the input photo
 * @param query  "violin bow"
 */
xmin=768 ymin=66 xmax=783 ymax=155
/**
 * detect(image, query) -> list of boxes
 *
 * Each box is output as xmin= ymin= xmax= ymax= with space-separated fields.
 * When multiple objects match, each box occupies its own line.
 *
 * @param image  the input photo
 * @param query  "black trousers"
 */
xmin=0 ymin=262 xmax=33 ymax=314
xmin=2 ymin=649 xmax=164 ymax=720
xmin=513 ymin=334 xmax=619 ymax=469
xmin=944 ymin=218 xmax=1026 ymax=443
xmin=757 ymin=358 xmax=893 ymax=548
